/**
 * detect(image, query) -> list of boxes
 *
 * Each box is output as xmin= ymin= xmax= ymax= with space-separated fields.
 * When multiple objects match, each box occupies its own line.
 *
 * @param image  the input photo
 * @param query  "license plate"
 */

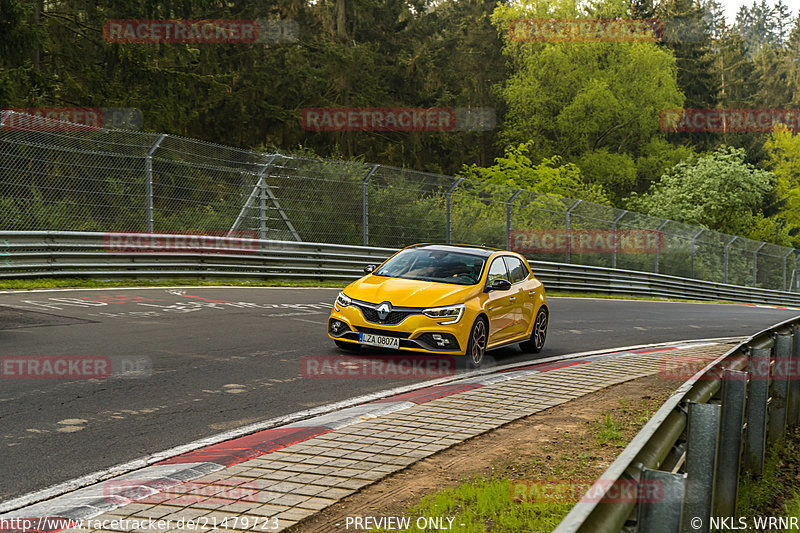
xmin=359 ymin=333 xmax=400 ymax=349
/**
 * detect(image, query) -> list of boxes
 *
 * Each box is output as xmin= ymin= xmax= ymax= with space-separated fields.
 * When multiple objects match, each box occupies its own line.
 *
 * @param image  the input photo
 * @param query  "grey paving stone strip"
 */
xmin=52 ymin=341 xmax=731 ymax=533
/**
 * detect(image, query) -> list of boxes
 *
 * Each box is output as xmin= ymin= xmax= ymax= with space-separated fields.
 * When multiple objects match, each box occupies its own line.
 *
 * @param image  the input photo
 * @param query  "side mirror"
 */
xmin=364 ymin=264 xmax=377 ymax=274
xmin=487 ymin=278 xmax=512 ymax=292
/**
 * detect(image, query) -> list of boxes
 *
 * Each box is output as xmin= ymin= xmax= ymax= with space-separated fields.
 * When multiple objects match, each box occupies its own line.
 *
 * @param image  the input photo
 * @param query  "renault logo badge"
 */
xmin=377 ymin=302 xmax=391 ymax=321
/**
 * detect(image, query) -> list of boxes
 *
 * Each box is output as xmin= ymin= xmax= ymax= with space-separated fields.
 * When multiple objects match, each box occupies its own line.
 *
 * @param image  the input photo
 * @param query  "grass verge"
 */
xmin=737 ymin=426 xmax=800 ymax=526
xmin=374 ymin=392 xmax=671 ymax=533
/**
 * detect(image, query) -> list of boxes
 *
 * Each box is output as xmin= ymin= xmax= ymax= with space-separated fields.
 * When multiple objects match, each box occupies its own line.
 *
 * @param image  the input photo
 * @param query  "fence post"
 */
xmin=259 ymin=182 xmax=266 ymax=240
xmin=682 ymin=402 xmax=721 ymax=533
xmin=793 ymin=252 xmax=799 ymax=292
xmin=445 ymin=178 xmax=464 ymax=244
xmin=690 ymin=228 xmax=704 ymax=279
xmin=714 ymin=369 xmax=747 ymax=518
xmin=145 ymin=134 xmax=167 ymax=233
xmin=565 ymin=200 xmax=581 ymax=264
xmin=611 ymin=211 xmax=627 ymax=269
xmin=745 ymin=346 xmax=771 ymax=475
xmin=770 ymin=334 xmax=793 ymax=443
xmin=724 ymin=236 xmax=737 ymax=285
xmin=361 ymin=165 xmax=379 ymax=246
xmin=636 ymin=468 xmax=686 ymax=533
xmin=506 ymin=189 xmax=522 ymax=249
xmin=784 ymin=250 xmax=794 ymax=291
xmin=753 ymin=242 xmax=766 ymax=287
xmin=789 ymin=324 xmax=800 ymax=428
xmin=654 ymin=220 xmax=668 ymax=274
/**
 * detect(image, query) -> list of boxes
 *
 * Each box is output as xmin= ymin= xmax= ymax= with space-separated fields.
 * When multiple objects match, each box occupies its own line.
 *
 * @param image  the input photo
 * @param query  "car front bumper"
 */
xmin=328 ymin=305 xmax=471 ymax=355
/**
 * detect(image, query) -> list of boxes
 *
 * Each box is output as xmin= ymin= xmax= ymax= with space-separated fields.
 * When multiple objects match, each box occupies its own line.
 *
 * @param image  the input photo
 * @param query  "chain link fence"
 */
xmin=1 ymin=110 xmax=798 ymax=291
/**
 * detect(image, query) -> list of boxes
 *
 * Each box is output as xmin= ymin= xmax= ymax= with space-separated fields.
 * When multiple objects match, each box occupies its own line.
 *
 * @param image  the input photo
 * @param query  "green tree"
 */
xmin=459 ymin=141 xmax=610 ymax=204
xmin=628 ymin=146 xmax=776 ymax=238
xmin=764 ymin=126 xmax=800 ymax=243
xmin=491 ymin=0 xmax=685 ymax=202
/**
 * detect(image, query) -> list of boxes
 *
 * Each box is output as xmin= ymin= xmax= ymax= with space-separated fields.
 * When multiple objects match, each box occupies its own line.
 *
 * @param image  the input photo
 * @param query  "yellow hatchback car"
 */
xmin=328 ymin=244 xmax=548 ymax=368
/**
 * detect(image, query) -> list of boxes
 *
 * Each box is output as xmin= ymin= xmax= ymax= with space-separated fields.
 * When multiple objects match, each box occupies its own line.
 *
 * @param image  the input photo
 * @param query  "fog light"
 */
xmin=330 ymin=320 xmax=344 ymax=334
xmin=432 ymin=334 xmax=450 ymax=347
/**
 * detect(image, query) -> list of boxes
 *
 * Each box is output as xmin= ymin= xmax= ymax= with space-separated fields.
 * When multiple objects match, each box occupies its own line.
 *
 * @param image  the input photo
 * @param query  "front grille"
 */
xmin=354 ymin=326 xmax=412 ymax=339
xmin=352 ymin=301 xmax=421 ymax=326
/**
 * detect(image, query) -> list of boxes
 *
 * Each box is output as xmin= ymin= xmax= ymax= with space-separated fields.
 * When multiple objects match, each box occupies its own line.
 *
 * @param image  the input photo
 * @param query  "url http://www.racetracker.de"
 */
xmin=0 ymin=517 xmax=282 ymax=532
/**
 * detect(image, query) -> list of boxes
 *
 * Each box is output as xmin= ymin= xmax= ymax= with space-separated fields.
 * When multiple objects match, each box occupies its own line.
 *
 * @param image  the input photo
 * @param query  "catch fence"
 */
xmin=0 ymin=110 xmax=796 ymax=291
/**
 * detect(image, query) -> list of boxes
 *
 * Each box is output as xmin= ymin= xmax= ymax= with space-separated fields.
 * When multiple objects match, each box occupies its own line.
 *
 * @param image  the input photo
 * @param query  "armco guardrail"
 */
xmin=1 ymin=231 xmax=799 ymax=307
xmin=554 ymin=316 xmax=800 ymax=533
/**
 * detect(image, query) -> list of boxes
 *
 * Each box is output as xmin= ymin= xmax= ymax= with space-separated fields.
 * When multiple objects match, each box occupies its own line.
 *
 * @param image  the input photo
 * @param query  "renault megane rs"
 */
xmin=327 ymin=244 xmax=548 ymax=368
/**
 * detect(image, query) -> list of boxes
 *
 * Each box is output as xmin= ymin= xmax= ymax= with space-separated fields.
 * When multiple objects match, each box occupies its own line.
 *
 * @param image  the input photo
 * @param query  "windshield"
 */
xmin=374 ymin=249 xmax=486 ymax=285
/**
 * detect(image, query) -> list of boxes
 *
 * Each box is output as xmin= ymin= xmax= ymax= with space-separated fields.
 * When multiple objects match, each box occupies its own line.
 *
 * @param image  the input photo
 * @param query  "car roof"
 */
xmin=406 ymin=243 xmax=500 ymax=258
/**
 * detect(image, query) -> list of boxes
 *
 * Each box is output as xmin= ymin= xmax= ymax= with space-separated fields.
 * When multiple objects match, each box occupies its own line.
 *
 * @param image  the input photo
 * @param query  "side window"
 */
xmin=486 ymin=258 xmax=509 ymax=284
xmin=503 ymin=256 xmax=528 ymax=284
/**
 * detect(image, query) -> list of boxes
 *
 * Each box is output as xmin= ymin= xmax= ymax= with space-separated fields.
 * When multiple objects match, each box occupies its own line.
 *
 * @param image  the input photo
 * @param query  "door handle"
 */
xmin=509 ymin=296 xmax=516 ymax=301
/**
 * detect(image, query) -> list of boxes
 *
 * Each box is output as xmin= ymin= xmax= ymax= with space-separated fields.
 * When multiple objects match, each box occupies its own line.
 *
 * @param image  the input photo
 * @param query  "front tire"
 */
xmin=465 ymin=317 xmax=488 ymax=369
xmin=520 ymin=307 xmax=548 ymax=353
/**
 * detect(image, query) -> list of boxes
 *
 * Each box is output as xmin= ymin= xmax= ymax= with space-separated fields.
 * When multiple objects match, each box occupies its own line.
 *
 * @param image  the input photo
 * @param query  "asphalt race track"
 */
xmin=0 ymin=286 xmax=798 ymax=502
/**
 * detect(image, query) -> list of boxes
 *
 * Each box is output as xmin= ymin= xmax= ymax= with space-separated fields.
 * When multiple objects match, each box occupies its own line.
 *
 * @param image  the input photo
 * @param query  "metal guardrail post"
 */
xmin=361 ymin=165 xmax=379 ymax=246
xmin=690 ymin=229 xmax=704 ymax=279
xmin=611 ymin=211 xmax=627 ymax=269
xmin=714 ymin=369 xmax=747 ymax=518
xmin=145 ymin=134 xmax=167 ymax=233
xmin=681 ymin=402 xmax=721 ymax=533
xmin=506 ymin=190 xmax=522 ymax=249
xmin=654 ymin=221 xmax=669 ymax=274
xmin=790 ymin=325 xmax=800 ymax=428
xmin=753 ymin=242 xmax=766 ymax=287
xmin=744 ymin=347 xmax=771 ymax=475
xmin=565 ymin=200 xmax=581 ymax=264
xmin=636 ymin=468 xmax=686 ymax=533
xmin=724 ymin=236 xmax=737 ymax=285
xmin=769 ymin=334 xmax=792 ymax=443
xmin=445 ymin=178 xmax=465 ymax=245
xmin=783 ymin=250 xmax=794 ymax=291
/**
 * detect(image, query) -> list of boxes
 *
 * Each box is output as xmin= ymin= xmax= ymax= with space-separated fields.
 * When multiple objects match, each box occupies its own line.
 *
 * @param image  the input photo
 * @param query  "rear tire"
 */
xmin=465 ymin=317 xmax=488 ymax=369
xmin=520 ymin=307 xmax=548 ymax=353
xmin=335 ymin=340 xmax=360 ymax=352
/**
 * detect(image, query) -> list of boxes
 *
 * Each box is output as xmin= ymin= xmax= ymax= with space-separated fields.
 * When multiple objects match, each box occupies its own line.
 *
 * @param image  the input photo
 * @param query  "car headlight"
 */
xmin=423 ymin=304 xmax=464 ymax=324
xmin=334 ymin=292 xmax=352 ymax=311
